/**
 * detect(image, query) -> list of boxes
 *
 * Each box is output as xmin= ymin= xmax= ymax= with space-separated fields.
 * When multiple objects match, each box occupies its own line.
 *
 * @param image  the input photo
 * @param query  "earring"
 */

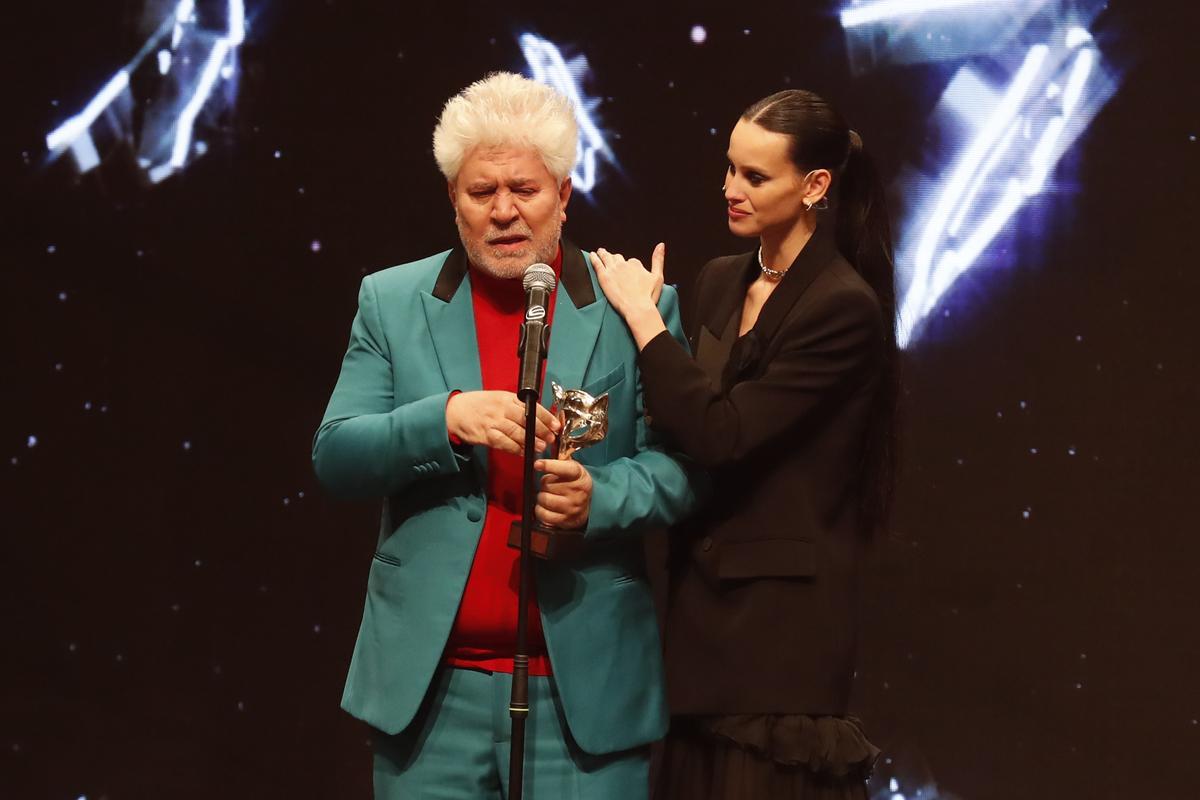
xmin=721 ymin=185 xmax=727 ymax=192
xmin=804 ymin=197 xmax=829 ymax=211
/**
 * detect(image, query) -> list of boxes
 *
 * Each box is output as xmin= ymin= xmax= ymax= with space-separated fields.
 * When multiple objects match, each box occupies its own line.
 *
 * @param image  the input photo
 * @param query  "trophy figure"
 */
xmin=508 ymin=382 xmax=609 ymax=560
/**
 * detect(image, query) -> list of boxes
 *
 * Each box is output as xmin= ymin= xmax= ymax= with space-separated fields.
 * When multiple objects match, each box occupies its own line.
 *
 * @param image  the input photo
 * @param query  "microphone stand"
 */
xmin=509 ymin=304 xmax=550 ymax=800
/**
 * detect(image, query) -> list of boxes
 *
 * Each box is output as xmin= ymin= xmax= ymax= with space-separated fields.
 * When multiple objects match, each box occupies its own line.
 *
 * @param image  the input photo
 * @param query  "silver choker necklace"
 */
xmin=757 ymin=247 xmax=787 ymax=280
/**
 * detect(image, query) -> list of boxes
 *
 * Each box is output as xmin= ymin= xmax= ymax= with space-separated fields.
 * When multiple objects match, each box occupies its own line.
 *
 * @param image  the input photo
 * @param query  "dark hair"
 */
xmin=742 ymin=90 xmax=900 ymax=536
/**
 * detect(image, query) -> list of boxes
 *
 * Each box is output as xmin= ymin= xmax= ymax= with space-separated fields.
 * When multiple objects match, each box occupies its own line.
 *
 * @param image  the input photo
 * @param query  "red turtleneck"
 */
xmin=444 ymin=247 xmax=563 ymax=676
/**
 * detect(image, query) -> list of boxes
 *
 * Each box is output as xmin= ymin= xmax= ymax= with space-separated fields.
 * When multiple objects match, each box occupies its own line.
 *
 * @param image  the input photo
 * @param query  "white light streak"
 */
xmin=70 ymin=135 xmax=101 ymax=173
xmin=1025 ymin=115 xmax=1066 ymax=195
xmin=227 ymin=0 xmax=245 ymax=46
xmin=45 ymin=70 xmax=130 ymax=152
xmin=1061 ymin=46 xmax=1094 ymax=116
xmin=168 ymin=38 xmax=231 ymax=169
xmin=520 ymin=33 xmax=612 ymax=193
xmin=900 ymin=44 xmax=1049 ymax=342
xmin=841 ymin=0 xmax=1002 ymax=28
xmin=47 ymin=0 xmax=245 ymax=183
xmin=848 ymin=1 xmax=1116 ymax=347
xmin=1065 ymin=25 xmax=1092 ymax=48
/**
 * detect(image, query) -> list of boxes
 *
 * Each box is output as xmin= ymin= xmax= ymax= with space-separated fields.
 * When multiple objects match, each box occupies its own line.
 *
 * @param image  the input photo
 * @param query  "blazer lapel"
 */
xmin=718 ymin=228 xmax=839 ymax=391
xmin=419 ymin=247 xmax=483 ymax=394
xmin=543 ymin=242 xmax=605 ymax=394
xmin=750 ymin=225 xmax=839 ymax=346
xmin=701 ymin=252 xmax=754 ymax=343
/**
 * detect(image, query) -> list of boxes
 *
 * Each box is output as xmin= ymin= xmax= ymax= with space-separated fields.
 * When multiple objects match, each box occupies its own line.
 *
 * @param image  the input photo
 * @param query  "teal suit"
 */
xmin=313 ymin=243 xmax=696 ymax=757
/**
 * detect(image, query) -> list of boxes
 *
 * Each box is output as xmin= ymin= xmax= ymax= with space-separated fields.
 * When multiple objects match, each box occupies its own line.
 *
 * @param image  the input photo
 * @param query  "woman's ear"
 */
xmin=803 ymin=168 xmax=833 ymax=207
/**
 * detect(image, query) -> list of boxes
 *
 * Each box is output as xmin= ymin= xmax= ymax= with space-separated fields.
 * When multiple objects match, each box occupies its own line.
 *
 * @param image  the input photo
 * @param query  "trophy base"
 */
xmin=508 ymin=520 xmax=586 ymax=561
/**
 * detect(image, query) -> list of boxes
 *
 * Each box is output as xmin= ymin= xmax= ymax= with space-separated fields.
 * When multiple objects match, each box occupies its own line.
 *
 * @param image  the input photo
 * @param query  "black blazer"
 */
xmin=637 ymin=228 xmax=885 ymax=716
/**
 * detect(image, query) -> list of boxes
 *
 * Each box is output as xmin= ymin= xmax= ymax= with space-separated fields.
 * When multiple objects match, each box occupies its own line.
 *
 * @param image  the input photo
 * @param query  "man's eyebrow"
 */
xmin=465 ymin=180 xmax=496 ymax=191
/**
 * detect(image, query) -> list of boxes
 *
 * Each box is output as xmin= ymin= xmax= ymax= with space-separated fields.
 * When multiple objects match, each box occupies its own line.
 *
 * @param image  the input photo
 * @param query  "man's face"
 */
xmin=450 ymin=145 xmax=572 ymax=278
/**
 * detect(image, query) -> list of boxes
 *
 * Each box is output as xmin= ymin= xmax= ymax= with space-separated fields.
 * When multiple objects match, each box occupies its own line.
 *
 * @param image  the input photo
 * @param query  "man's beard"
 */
xmin=457 ymin=207 xmax=563 ymax=279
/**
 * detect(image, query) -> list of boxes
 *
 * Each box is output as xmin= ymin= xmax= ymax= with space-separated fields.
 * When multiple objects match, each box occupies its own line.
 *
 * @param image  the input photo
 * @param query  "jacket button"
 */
xmin=701 ymin=537 xmax=713 ymax=552
xmin=467 ymin=509 xmax=482 ymax=522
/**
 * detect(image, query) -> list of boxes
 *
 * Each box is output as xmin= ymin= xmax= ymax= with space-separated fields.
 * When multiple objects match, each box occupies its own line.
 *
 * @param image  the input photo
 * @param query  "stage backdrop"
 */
xmin=5 ymin=1 xmax=1198 ymax=798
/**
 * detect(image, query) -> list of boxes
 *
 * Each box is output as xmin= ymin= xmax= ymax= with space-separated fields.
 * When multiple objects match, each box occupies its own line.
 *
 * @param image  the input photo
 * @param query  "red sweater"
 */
xmin=444 ymin=249 xmax=562 ymax=676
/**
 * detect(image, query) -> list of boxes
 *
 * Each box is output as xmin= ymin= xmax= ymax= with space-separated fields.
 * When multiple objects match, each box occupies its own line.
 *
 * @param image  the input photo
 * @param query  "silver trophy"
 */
xmin=550 ymin=382 xmax=609 ymax=460
xmin=509 ymin=381 xmax=609 ymax=560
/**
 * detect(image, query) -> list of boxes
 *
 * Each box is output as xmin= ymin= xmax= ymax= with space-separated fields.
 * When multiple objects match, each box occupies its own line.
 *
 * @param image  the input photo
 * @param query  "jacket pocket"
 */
xmin=717 ymin=538 xmax=816 ymax=580
xmin=582 ymin=364 xmax=625 ymax=398
xmin=372 ymin=551 xmax=403 ymax=568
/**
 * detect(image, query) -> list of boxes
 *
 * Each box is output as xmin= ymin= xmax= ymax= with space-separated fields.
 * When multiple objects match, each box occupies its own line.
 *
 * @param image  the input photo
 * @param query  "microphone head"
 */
xmin=522 ymin=262 xmax=556 ymax=293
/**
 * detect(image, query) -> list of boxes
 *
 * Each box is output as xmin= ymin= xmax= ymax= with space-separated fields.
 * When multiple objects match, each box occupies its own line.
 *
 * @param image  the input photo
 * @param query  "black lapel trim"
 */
xmin=431 ymin=246 xmax=470 ymax=302
xmin=431 ymin=242 xmax=595 ymax=307
xmin=559 ymin=239 xmax=596 ymax=308
xmin=750 ymin=225 xmax=839 ymax=345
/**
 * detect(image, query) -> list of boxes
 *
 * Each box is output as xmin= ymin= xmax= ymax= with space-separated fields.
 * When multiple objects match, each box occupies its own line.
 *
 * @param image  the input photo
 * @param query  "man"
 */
xmin=313 ymin=72 xmax=695 ymax=799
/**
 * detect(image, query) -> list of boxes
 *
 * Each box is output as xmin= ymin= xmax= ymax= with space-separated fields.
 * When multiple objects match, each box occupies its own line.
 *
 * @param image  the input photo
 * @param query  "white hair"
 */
xmin=433 ymin=72 xmax=578 ymax=184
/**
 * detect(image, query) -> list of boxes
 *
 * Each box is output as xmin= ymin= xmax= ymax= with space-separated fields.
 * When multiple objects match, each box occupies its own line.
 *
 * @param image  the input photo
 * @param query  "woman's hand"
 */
xmin=590 ymin=244 xmax=665 ymax=316
xmin=590 ymin=244 xmax=670 ymax=350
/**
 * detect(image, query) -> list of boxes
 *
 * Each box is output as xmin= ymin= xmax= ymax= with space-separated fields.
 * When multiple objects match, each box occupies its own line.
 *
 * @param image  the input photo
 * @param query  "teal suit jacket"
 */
xmin=313 ymin=242 xmax=696 ymax=755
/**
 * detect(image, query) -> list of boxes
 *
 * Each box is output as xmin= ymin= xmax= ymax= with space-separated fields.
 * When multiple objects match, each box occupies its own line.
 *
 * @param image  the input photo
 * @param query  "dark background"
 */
xmin=4 ymin=1 xmax=1199 ymax=798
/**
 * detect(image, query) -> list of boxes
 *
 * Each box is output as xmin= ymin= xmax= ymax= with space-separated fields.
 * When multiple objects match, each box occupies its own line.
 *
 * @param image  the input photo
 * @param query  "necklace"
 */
xmin=757 ymin=247 xmax=787 ymax=280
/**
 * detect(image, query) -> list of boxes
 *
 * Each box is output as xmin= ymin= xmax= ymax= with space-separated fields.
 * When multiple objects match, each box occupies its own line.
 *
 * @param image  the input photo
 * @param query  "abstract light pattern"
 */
xmin=44 ymin=0 xmax=246 ymax=184
xmin=520 ymin=33 xmax=613 ymax=193
xmin=840 ymin=0 xmax=1116 ymax=347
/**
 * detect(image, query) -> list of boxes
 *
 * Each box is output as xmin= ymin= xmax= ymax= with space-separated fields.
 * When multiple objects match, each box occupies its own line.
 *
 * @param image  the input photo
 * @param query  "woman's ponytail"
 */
xmin=835 ymin=131 xmax=899 ymax=537
xmin=743 ymin=91 xmax=901 ymax=536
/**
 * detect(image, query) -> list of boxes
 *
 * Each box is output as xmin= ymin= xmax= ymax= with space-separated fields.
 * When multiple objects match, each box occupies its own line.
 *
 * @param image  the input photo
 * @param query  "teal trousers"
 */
xmin=372 ymin=667 xmax=649 ymax=800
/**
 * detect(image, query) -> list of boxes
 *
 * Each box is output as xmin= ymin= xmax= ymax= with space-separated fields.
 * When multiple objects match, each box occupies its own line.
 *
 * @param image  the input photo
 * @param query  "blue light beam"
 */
xmin=895 ymin=26 xmax=1113 ymax=346
xmin=840 ymin=1 xmax=1116 ymax=347
xmin=44 ymin=0 xmax=246 ymax=184
xmin=842 ymin=0 xmax=1005 ymax=28
xmin=520 ymin=33 xmax=614 ymax=193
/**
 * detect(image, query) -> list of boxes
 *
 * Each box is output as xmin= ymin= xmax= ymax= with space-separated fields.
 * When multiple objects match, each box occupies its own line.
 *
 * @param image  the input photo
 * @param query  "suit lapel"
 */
xmin=750 ymin=225 xmax=838 ymax=345
xmin=544 ymin=242 xmax=605 ymax=394
xmin=708 ymin=229 xmax=839 ymax=391
xmin=419 ymin=247 xmax=483 ymax=394
xmin=701 ymin=252 xmax=754 ymax=343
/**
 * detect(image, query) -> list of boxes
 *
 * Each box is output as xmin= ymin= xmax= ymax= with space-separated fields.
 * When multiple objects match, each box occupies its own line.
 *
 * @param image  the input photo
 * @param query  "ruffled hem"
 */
xmin=691 ymin=714 xmax=880 ymax=778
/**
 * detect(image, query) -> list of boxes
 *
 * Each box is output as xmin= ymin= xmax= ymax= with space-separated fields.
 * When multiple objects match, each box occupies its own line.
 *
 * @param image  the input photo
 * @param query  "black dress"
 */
xmin=637 ymin=230 xmax=883 ymax=799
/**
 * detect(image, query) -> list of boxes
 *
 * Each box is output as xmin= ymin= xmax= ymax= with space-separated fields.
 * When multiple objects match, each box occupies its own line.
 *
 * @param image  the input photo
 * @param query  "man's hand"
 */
xmin=446 ymin=391 xmax=558 ymax=456
xmin=533 ymin=458 xmax=593 ymax=530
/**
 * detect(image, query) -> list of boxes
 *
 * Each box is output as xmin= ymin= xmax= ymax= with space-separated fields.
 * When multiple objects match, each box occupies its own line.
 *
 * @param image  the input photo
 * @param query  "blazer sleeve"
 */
xmin=583 ymin=285 xmax=700 ymax=539
xmin=636 ymin=282 xmax=882 ymax=469
xmin=312 ymin=275 xmax=465 ymax=500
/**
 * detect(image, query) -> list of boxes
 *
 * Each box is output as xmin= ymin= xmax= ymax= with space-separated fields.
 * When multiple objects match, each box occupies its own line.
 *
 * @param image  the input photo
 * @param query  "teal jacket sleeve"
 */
xmin=312 ymin=275 xmax=464 ymax=500
xmin=584 ymin=286 xmax=701 ymax=538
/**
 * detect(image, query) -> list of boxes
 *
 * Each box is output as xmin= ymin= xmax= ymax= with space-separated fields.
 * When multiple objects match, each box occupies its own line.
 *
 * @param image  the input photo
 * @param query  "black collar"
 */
xmin=431 ymin=239 xmax=596 ymax=308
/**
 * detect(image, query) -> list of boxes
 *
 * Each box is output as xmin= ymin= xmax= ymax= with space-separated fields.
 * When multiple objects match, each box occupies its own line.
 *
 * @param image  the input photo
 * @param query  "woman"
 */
xmin=591 ymin=89 xmax=898 ymax=799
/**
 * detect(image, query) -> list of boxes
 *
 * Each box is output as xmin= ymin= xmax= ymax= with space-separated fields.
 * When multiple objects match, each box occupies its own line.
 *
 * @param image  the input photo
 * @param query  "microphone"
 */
xmin=517 ymin=263 xmax=556 ymax=399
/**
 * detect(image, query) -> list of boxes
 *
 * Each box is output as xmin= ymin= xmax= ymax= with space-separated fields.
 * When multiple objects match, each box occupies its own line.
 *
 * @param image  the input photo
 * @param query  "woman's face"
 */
xmin=724 ymin=118 xmax=812 ymax=238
